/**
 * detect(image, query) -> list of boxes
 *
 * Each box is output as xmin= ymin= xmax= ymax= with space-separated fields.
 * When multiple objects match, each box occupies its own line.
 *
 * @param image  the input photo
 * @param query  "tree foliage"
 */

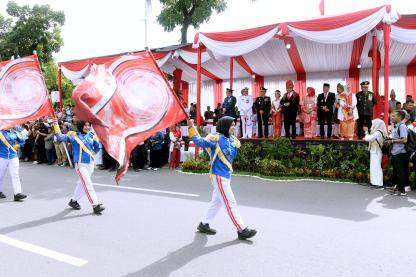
xmin=157 ymin=0 xmax=227 ymax=43
xmin=0 ymin=1 xmax=65 ymax=64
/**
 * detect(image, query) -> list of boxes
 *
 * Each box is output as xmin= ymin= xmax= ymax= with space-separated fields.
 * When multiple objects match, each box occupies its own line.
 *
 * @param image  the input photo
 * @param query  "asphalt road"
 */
xmin=0 ymin=163 xmax=415 ymax=277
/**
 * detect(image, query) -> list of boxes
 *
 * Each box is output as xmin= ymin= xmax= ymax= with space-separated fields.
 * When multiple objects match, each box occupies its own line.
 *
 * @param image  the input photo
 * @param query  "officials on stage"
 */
xmin=255 ymin=87 xmax=271 ymax=138
xmin=317 ymin=83 xmax=336 ymax=139
xmin=237 ymin=87 xmax=254 ymax=138
xmin=280 ymin=80 xmax=299 ymax=139
xmin=222 ymin=88 xmax=237 ymax=118
xmin=356 ymin=81 xmax=376 ymax=139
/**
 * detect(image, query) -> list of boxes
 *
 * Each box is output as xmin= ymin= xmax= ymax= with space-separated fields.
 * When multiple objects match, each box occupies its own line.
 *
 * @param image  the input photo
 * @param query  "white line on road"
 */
xmin=94 ymin=183 xmax=200 ymax=197
xmin=0 ymin=234 xmax=88 ymax=267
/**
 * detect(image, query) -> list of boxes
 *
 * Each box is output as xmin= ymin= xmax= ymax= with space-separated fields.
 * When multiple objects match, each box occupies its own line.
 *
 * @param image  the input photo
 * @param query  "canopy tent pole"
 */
xmin=194 ymin=46 xmax=203 ymax=159
xmin=58 ymin=66 xmax=63 ymax=112
xmin=196 ymin=46 xmax=202 ymax=128
xmin=383 ymin=23 xmax=391 ymax=126
xmin=229 ymin=57 xmax=234 ymax=90
xmin=372 ymin=33 xmax=381 ymax=118
xmin=173 ymin=68 xmax=182 ymax=93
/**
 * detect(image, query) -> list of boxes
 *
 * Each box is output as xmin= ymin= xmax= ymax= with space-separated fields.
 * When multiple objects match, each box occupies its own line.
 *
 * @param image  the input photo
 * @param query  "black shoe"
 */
xmin=197 ymin=222 xmax=216 ymax=235
xmin=0 ymin=192 xmax=6 ymax=198
xmin=238 ymin=228 xmax=257 ymax=240
xmin=68 ymin=199 xmax=81 ymax=210
xmin=108 ymin=167 xmax=116 ymax=172
xmin=99 ymin=166 xmax=108 ymax=170
xmin=13 ymin=193 xmax=27 ymax=201
xmin=93 ymin=204 xmax=105 ymax=214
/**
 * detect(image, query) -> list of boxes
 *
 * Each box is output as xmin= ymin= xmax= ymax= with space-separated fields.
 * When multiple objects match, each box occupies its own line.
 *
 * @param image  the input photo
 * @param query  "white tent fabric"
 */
xmin=287 ymin=7 xmax=392 ymax=44
xmin=242 ymin=39 xmax=295 ymax=76
xmin=173 ymin=49 xmax=211 ymax=64
xmin=391 ymin=25 xmax=416 ymax=44
xmin=196 ymin=27 xmax=278 ymax=58
xmin=294 ymin=36 xmax=353 ymax=73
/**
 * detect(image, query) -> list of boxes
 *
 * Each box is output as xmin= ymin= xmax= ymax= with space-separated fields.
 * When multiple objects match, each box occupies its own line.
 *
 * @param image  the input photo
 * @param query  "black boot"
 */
xmin=93 ymin=204 xmax=105 ymax=214
xmin=238 ymin=228 xmax=257 ymax=240
xmin=197 ymin=222 xmax=216 ymax=235
xmin=13 ymin=193 xmax=27 ymax=202
xmin=0 ymin=192 xmax=6 ymax=198
xmin=68 ymin=199 xmax=81 ymax=210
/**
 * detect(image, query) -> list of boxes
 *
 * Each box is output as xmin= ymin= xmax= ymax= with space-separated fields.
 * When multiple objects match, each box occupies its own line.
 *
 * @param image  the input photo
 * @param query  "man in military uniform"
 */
xmin=222 ymin=88 xmax=237 ymax=118
xmin=356 ymin=81 xmax=377 ymax=139
xmin=255 ymin=87 xmax=271 ymax=138
xmin=237 ymin=87 xmax=254 ymax=138
xmin=280 ymin=80 xmax=300 ymax=138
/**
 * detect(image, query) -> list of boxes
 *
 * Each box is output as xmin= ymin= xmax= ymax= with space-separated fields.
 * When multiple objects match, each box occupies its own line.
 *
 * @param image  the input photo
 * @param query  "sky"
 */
xmin=0 ymin=0 xmax=415 ymax=62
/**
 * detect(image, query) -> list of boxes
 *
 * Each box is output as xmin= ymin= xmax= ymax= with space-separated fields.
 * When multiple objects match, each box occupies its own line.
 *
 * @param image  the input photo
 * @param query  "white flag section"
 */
xmin=145 ymin=0 xmax=152 ymax=18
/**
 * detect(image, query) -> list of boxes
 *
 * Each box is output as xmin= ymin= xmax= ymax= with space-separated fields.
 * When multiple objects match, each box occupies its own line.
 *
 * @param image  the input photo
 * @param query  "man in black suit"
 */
xmin=280 ymin=80 xmax=300 ymax=139
xmin=317 ymin=83 xmax=336 ymax=139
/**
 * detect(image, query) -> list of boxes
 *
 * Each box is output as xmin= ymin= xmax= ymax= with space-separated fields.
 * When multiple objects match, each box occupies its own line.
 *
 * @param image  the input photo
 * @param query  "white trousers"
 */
xmin=73 ymin=162 xmax=98 ymax=205
xmin=240 ymin=112 xmax=253 ymax=138
xmin=0 ymin=157 xmax=22 ymax=194
xmin=202 ymin=174 xmax=246 ymax=232
xmin=370 ymin=151 xmax=383 ymax=187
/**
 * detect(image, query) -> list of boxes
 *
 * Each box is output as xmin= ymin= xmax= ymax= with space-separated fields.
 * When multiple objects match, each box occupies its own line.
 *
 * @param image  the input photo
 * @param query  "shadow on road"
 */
xmin=0 ymin=209 xmax=91 ymax=234
xmin=123 ymin=232 xmax=251 ymax=277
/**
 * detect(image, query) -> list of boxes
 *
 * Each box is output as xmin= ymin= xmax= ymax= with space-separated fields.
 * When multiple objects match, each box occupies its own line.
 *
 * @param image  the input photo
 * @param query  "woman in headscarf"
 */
xmin=363 ymin=118 xmax=387 ymax=189
xmin=271 ymin=90 xmax=282 ymax=137
xmin=302 ymin=87 xmax=317 ymax=139
xmin=188 ymin=116 xmax=257 ymax=240
xmin=338 ymin=84 xmax=359 ymax=140
xmin=54 ymin=120 xmax=105 ymax=214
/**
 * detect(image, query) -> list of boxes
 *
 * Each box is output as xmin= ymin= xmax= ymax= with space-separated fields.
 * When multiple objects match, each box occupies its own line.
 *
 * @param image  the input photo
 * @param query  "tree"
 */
xmin=0 ymin=1 xmax=65 ymax=64
xmin=157 ymin=0 xmax=227 ymax=44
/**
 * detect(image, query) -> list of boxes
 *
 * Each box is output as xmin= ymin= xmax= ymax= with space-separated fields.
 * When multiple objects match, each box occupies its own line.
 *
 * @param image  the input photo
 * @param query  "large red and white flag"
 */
xmin=72 ymin=51 xmax=187 ymax=183
xmin=0 ymin=55 xmax=54 ymax=130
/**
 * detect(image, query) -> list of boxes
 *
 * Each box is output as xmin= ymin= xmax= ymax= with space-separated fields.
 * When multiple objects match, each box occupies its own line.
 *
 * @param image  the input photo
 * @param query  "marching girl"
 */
xmin=53 ymin=120 xmax=105 ymax=214
xmin=188 ymin=116 xmax=257 ymax=240
xmin=0 ymin=128 xmax=27 ymax=201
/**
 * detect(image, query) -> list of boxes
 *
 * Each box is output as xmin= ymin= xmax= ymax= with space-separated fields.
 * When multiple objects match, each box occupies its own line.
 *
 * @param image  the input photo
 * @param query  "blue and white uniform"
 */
xmin=191 ymin=131 xmax=246 ymax=232
xmin=57 ymin=131 xmax=101 ymax=205
xmin=0 ymin=130 xmax=25 ymax=195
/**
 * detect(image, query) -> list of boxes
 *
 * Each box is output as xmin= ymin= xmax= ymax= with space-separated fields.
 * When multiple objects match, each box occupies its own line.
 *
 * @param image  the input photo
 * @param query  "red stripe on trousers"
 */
xmin=216 ymin=175 xmax=242 ymax=231
xmin=76 ymin=164 xmax=93 ymax=204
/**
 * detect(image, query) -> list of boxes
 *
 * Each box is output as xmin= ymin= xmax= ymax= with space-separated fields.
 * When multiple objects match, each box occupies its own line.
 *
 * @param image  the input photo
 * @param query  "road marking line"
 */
xmin=94 ymin=183 xmax=200 ymax=197
xmin=0 ymin=234 xmax=88 ymax=267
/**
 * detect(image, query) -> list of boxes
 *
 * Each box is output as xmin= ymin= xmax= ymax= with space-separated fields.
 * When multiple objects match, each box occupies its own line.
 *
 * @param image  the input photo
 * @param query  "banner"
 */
xmin=0 ymin=55 xmax=54 ymax=130
xmin=72 ymin=51 xmax=187 ymax=183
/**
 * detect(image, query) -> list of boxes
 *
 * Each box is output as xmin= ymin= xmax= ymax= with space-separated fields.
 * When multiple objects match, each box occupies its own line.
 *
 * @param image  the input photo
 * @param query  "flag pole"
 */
xmin=32 ymin=51 xmax=73 ymax=168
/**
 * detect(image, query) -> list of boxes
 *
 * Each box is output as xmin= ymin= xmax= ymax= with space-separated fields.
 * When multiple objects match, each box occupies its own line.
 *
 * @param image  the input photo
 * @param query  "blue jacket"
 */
xmin=192 ymin=134 xmax=238 ymax=179
xmin=150 ymin=132 xmax=164 ymax=151
xmin=57 ymin=131 xmax=100 ymax=164
xmin=0 ymin=130 xmax=24 ymax=159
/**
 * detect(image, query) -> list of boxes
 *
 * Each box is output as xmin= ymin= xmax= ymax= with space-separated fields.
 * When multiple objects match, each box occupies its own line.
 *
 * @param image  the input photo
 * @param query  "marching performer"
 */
xmin=188 ymin=117 xmax=257 ymax=240
xmin=53 ymin=120 xmax=105 ymax=214
xmin=237 ymin=87 xmax=253 ymax=138
xmin=0 ymin=128 xmax=27 ymax=201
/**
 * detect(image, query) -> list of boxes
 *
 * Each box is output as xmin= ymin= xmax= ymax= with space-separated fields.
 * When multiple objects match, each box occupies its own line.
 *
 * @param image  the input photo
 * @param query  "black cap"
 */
xmin=226 ymin=88 xmax=234 ymax=92
xmin=260 ymin=86 xmax=267 ymax=91
xmin=323 ymin=83 xmax=330 ymax=87
xmin=360 ymin=81 xmax=370 ymax=86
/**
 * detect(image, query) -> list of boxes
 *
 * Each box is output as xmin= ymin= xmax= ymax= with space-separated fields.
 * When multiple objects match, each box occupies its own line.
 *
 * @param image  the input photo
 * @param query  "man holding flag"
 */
xmin=0 ymin=55 xmax=55 ymax=201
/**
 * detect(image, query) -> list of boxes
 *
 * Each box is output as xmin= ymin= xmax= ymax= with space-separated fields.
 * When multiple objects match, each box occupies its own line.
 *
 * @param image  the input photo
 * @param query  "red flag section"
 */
xmin=319 ymin=0 xmax=325 ymax=16
xmin=72 ymin=51 xmax=187 ymax=183
xmin=0 ymin=55 xmax=54 ymax=130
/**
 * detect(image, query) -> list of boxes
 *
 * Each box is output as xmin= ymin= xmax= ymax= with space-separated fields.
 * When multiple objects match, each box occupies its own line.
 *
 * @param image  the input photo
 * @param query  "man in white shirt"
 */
xmin=237 ymin=87 xmax=253 ymax=138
